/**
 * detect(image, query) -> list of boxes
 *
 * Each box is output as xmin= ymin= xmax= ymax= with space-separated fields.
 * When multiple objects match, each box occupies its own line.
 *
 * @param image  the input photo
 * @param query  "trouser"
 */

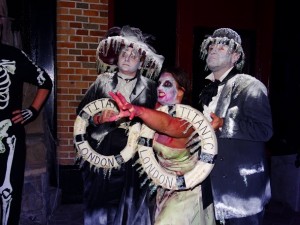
xmin=0 ymin=126 xmax=26 ymax=225
xmin=216 ymin=210 xmax=265 ymax=225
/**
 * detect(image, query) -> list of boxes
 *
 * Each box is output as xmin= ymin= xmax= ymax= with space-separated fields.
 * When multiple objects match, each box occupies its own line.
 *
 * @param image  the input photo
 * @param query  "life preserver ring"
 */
xmin=73 ymin=98 xmax=141 ymax=169
xmin=137 ymin=104 xmax=218 ymax=190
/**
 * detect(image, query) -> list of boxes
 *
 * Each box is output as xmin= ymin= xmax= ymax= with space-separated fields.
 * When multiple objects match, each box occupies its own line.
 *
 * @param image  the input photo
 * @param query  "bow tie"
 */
xmin=198 ymin=69 xmax=239 ymax=110
xmin=199 ymin=80 xmax=221 ymax=106
xmin=118 ymin=75 xmax=136 ymax=83
xmin=211 ymin=79 xmax=221 ymax=86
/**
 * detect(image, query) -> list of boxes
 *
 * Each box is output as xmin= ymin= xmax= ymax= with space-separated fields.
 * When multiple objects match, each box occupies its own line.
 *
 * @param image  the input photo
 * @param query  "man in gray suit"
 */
xmin=197 ymin=28 xmax=273 ymax=225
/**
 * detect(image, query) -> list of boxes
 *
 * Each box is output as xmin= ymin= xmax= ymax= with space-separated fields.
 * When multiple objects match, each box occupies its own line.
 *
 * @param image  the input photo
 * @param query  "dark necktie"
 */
xmin=198 ymin=69 xmax=238 ymax=108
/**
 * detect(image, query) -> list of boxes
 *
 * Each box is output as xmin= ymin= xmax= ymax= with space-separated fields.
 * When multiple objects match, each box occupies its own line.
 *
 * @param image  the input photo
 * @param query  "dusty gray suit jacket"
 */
xmin=209 ymin=72 xmax=273 ymax=220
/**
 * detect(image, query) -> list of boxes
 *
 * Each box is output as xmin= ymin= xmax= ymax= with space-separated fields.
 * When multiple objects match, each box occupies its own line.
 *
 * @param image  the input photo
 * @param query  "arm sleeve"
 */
xmin=16 ymin=49 xmax=53 ymax=90
xmin=231 ymin=80 xmax=273 ymax=141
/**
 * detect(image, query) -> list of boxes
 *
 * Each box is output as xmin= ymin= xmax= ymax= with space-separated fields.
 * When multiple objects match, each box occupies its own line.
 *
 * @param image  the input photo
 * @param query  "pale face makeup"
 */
xmin=117 ymin=47 xmax=141 ymax=76
xmin=206 ymin=44 xmax=233 ymax=72
xmin=157 ymin=72 xmax=179 ymax=105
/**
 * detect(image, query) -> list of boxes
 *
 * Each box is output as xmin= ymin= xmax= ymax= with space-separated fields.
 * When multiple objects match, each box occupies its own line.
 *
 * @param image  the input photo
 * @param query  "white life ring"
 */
xmin=73 ymin=98 xmax=141 ymax=169
xmin=137 ymin=104 xmax=218 ymax=190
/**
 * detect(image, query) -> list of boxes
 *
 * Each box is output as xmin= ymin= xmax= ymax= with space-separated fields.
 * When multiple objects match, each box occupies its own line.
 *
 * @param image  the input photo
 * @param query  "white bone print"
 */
xmin=0 ymin=60 xmax=16 ymax=110
xmin=0 ymin=135 xmax=16 ymax=225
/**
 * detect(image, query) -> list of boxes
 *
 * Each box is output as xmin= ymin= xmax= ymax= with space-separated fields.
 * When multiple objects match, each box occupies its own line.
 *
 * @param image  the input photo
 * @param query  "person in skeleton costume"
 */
xmin=197 ymin=28 xmax=273 ymax=225
xmin=76 ymin=25 xmax=164 ymax=225
xmin=0 ymin=43 xmax=52 ymax=225
xmin=109 ymin=67 xmax=217 ymax=225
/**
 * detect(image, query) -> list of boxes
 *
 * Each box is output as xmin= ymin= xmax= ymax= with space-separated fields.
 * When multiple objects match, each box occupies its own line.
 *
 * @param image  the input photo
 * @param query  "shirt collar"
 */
xmin=205 ymin=67 xmax=234 ymax=82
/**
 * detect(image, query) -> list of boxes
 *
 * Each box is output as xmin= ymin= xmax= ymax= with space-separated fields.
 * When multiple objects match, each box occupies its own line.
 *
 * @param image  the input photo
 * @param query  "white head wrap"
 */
xmin=96 ymin=25 xmax=165 ymax=80
xmin=200 ymin=28 xmax=245 ymax=71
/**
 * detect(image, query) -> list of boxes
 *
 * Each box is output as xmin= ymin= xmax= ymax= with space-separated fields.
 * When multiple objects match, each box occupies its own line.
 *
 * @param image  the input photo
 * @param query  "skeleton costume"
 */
xmin=76 ymin=26 xmax=164 ymax=225
xmin=0 ymin=43 xmax=52 ymax=225
xmin=198 ymin=28 xmax=273 ymax=224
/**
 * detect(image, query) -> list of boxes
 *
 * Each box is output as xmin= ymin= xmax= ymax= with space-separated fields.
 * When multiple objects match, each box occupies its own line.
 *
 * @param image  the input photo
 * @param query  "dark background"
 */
xmin=114 ymin=0 xmax=177 ymax=68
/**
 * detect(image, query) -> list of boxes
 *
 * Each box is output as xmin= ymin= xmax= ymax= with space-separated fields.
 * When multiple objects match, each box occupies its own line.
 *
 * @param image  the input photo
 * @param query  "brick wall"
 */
xmin=56 ymin=0 xmax=109 ymax=165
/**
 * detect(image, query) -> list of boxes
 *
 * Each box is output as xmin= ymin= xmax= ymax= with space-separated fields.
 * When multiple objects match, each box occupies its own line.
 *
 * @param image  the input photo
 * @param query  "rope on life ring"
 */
xmin=73 ymin=98 xmax=141 ymax=169
xmin=137 ymin=104 xmax=218 ymax=190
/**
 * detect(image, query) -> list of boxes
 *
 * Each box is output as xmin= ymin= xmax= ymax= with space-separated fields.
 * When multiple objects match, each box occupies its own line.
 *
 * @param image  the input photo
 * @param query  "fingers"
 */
xmin=11 ymin=116 xmax=22 ymax=124
xmin=108 ymin=91 xmax=135 ymax=120
xmin=108 ymin=111 xmax=130 ymax=122
xmin=12 ymin=109 xmax=21 ymax=115
xmin=108 ymin=114 xmax=121 ymax=122
xmin=11 ymin=111 xmax=23 ymax=124
xmin=128 ymin=106 xmax=136 ymax=120
xmin=128 ymin=107 xmax=135 ymax=113
xmin=109 ymin=91 xmax=131 ymax=110
xmin=109 ymin=91 xmax=122 ymax=106
xmin=93 ymin=115 xmax=101 ymax=124
xmin=115 ymin=92 xmax=132 ymax=110
xmin=210 ymin=112 xmax=223 ymax=130
xmin=94 ymin=110 xmax=118 ymax=124
xmin=210 ymin=112 xmax=217 ymax=119
xmin=116 ymin=91 xmax=127 ymax=102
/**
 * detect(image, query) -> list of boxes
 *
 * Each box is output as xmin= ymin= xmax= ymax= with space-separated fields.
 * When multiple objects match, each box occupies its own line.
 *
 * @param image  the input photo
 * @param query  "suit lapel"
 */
xmin=130 ymin=75 xmax=145 ymax=102
xmin=215 ymin=70 xmax=239 ymax=118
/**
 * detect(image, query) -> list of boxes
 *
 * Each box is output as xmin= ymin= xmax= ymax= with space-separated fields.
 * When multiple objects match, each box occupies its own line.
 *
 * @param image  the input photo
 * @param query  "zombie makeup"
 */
xmin=206 ymin=44 xmax=232 ymax=71
xmin=157 ymin=72 xmax=179 ymax=105
xmin=199 ymin=28 xmax=245 ymax=71
xmin=96 ymin=25 xmax=164 ymax=78
xmin=117 ymin=47 xmax=141 ymax=76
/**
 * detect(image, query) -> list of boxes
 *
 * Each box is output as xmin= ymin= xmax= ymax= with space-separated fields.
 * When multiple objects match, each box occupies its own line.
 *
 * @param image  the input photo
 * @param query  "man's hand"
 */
xmin=210 ymin=112 xmax=223 ymax=130
xmin=93 ymin=110 xmax=118 ymax=124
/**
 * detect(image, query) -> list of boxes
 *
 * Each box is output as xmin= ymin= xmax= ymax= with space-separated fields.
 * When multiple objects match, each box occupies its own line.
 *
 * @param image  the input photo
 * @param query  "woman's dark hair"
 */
xmin=159 ymin=66 xmax=191 ymax=104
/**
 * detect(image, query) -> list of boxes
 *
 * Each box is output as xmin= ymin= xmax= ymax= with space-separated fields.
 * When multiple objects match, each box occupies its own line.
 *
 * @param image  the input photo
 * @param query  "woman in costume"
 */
xmin=109 ymin=67 xmax=216 ymax=225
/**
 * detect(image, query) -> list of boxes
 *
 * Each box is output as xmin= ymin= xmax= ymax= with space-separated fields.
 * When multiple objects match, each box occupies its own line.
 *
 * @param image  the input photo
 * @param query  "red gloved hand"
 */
xmin=109 ymin=91 xmax=142 ymax=121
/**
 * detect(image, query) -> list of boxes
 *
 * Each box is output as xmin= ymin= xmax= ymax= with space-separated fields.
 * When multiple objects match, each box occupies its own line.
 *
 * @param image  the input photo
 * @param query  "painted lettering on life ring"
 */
xmin=137 ymin=104 xmax=218 ymax=190
xmin=73 ymin=98 xmax=141 ymax=169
